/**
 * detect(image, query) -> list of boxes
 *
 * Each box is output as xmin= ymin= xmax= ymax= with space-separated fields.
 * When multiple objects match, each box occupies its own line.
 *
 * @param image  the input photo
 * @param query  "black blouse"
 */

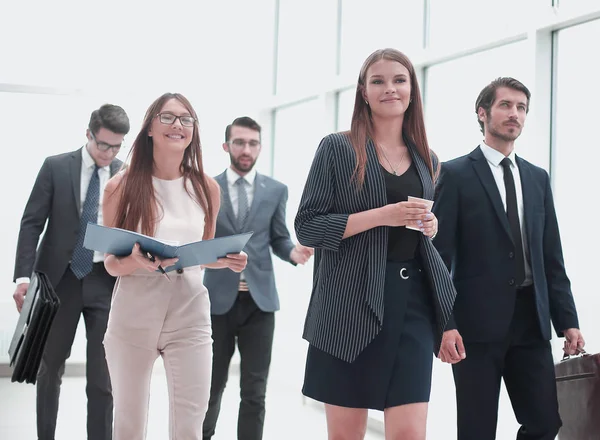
xmin=382 ymin=161 xmax=423 ymax=262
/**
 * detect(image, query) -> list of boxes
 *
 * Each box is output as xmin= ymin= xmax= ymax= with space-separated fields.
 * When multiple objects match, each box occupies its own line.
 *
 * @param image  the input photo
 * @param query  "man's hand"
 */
xmin=439 ymin=329 xmax=466 ymax=364
xmin=563 ymin=328 xmax=585 ymax=356
xmin=290 ymin=243 xmax=314 ymax=265
xmin=13 ymin=283 xmax=29 ymax=313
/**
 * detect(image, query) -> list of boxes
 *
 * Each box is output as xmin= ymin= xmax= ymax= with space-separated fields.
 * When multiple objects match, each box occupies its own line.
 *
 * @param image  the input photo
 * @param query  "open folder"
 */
xmin=83 ymin=223 xmax=253 ymax=272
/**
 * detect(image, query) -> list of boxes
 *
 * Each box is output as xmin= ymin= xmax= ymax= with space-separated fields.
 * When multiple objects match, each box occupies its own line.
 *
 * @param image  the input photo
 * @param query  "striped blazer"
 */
xmin=294 ymin=132 xmax=456 ymax=362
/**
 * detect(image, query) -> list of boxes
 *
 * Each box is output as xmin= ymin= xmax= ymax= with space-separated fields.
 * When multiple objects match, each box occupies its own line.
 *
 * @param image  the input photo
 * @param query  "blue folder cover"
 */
xmin=83 ymin=223 xmax=253 ymax=272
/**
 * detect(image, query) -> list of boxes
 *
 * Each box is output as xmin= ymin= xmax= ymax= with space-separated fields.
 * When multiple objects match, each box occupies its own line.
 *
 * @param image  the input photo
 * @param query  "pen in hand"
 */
xmin=146 ymin=252 xmax=171 ymax=281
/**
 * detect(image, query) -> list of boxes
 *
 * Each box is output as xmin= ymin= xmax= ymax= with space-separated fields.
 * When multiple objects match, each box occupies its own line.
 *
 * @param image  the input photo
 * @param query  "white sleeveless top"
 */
xmin=152 ymin=175 xmax=206 ymax=246
xmin=107 ymin=175 xmax=211 ymax=348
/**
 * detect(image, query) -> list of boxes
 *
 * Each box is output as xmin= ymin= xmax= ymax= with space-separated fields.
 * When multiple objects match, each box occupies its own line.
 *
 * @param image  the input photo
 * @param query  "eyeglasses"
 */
xmin=228 ymin=139 xmax=261 ymax=150
xmin=156 ymin=112 xmax=196 ymax=127
xmin=90 ymin=132 xmax=122 ymax=152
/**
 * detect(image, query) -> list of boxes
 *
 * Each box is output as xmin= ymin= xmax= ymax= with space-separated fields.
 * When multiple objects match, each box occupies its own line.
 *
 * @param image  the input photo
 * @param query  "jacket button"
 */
xmin=177 ymin=268 xmax=184 ymax=274
xmin=509 ymin=252 xmax=514 ymax=259
xmin=509 ymin=278 xmax=515 ymax=286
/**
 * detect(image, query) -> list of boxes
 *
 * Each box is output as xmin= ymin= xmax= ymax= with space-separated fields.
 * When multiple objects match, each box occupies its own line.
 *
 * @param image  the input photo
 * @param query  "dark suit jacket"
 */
xmin=13 ymin=148 xmax=122 ymax=289
xmin=203 ymin=171 xmax=296 ymax=315
xmin=295 ymin=133 xmax=456 ymax=363
xmin=433 ymin=146 xmax=579 ymax=343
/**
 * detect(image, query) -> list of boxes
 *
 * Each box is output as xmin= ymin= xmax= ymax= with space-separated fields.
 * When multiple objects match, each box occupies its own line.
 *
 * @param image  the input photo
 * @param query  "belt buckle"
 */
xmin=400 ymin=267 xmax=409 ymax=280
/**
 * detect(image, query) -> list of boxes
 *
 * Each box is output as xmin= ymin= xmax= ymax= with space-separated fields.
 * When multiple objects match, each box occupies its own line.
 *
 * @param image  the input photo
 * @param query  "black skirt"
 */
xmin=302 ymin=259 xmax=435 ymax=410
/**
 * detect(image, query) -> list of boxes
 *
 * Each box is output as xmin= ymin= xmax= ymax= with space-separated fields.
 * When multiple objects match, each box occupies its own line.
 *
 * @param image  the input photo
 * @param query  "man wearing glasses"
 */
xmin=203 ymin=116 xmax=313 ymax=440
xmin=13 ymin=104 xmax=129 ymax=440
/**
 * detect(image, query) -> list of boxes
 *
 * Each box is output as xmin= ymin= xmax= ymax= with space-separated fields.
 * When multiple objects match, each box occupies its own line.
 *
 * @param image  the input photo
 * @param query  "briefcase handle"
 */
xmin=562 ymin=348 xmax=588 ymax=361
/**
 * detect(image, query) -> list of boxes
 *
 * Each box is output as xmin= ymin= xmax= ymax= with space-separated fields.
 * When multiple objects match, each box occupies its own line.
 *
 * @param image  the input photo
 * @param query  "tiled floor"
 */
xmin=0 ymin=364 xmax=384 ymax=440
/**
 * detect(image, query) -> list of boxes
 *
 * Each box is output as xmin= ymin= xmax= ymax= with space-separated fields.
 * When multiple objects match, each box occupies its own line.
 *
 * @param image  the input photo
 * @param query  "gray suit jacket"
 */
xmin=13 ymin=148 xmax=122 ymax=288
xmin=204 ymin=171 xmax=296 ymax=315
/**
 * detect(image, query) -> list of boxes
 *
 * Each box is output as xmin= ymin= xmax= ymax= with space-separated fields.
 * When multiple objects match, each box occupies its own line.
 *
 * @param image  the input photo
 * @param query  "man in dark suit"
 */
xmin=202 ymin=116 xmax=313 ymax=440
xmin=13 ymin=104 xmax=129 ymax=440
xmin=433 ymin=77 xmax=585 ymax=440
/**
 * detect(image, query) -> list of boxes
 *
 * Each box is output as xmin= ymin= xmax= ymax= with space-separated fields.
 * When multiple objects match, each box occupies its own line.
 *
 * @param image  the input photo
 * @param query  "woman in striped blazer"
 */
xmin=295 ymin=48 xmax=457 ymax=439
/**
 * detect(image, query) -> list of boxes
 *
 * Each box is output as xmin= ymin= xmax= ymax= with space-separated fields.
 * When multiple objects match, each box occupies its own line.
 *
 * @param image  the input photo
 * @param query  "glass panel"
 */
xmin=553 ymin=19 xmax=600 ymax=350
xmin=273 ymin=99 xmax=326 ymax=227
xmin=271 ymin=98 xmax=325 ymax=392
xmin=336 ymin=87 xmax=356 ymax=131
xmin=340 ymin=0 xmax=424 ymax=77
xmin=428 ymin=0 xmax=548 ymax=50
xmin=425 ymin=41 xmax=540 ymax=166
xmin=276 ymin=0 xmax=338 ymax=94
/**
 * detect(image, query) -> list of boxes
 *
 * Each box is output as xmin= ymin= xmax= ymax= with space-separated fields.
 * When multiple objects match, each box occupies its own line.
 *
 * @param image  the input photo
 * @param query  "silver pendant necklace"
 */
xmin=379 ymin=145 xmax=406 ymax=176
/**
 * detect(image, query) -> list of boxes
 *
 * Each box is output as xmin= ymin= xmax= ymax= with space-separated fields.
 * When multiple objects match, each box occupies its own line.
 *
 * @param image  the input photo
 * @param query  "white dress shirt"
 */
xmin=226 ymin=166 xmax=257 ymax=215
xmin=15 ymin=147 xmax=111 ymax=285
xmin=480 ymin=142 xmax=532 ymax=286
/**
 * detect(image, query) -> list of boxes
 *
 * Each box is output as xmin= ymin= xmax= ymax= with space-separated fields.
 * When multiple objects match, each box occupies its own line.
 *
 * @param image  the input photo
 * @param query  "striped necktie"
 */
xmin=235 ymin=177 xmax=250 ymax=232
xmin=71 ymin=165 xmax=100 ymax=279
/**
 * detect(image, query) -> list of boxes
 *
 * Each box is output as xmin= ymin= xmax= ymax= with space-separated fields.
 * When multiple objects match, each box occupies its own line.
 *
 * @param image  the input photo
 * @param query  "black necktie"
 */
xmin=500 ymin=157 xmax=525 ymax=286
xmin=71 ymin=165 xmax=100 ymax=279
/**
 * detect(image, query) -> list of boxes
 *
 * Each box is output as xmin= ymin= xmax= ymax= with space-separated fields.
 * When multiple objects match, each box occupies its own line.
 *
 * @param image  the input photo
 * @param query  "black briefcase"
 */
xmin=8 ymin=271 xmax=60 ymax=384
xmin=555 ymin=350 xmax=600 ymax=440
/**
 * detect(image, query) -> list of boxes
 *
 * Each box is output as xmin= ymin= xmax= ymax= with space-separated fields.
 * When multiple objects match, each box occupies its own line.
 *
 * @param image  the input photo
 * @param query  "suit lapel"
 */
xmin=245 ymin=173 xmax=266 ymax=229
xmin=109 ymin=159 xmax=121 ymax=177
xmin=70 ymin=148 xmax=83 ymax=217
xmin=405 ymin=138 xmax=434 ymax=200
xmin=365 ymin=140 xmax=387 ymax=208
xmin=516 ymin=156 xmax=535 ymax=249
xmin=470 ymin=147 xmax=513 ymax=241
xmin=216 ymin=172 xmax=237 ymax=229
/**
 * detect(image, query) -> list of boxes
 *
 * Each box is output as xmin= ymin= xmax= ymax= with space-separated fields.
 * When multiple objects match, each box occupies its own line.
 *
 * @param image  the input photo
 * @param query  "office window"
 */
xmin=552 ymin=19 xmax=600 ymax=350
xmin=340 ymin=0 xmax=424 ymax=77
xmin=336 ymin=87 xmax=357 ymax=131
xmin=425 ymin=41 xmax=539 ymax=165
xmin=428 ymin=0 xmax=548 ymax=50
xmin=270 ymin=98 xmax=326 ymax=390
xmin=276 ymin=0 xmax=338 ymax=94
xmin=273 ymin=99 xmax=326 ymax=221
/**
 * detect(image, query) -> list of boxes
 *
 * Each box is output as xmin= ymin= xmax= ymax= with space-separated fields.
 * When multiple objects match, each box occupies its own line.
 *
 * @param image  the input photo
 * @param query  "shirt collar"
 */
xmin=480 ymin=140 xmax=517 ymax=168
xmin=82 ymin=145 xmax=110 ymax=172
xmin=226 ymin=166 xmax=257 ymax=186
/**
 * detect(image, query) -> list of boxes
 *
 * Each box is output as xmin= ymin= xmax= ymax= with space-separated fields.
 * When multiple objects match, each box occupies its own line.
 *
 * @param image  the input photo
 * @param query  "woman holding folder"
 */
xmin=102 ymin=92 xmax=247 ymax=440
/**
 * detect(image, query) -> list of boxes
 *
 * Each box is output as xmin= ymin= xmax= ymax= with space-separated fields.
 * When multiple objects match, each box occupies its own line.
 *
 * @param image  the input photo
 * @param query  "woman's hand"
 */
xmin=217 ymin=251 xmax=248 ymax=273
xmin=125 ymin=243 xmax=179 ymax=272
xmin=417 ymin=211 xmax=438 ymax=238
xmin=381 ymin=201 xmax=431 ymax=228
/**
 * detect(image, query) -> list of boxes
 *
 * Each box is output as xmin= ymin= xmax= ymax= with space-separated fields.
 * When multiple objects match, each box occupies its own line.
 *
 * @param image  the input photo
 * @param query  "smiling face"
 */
xmin=362 ymin=58 xmax=412 ymax=120
xmin=148 ymin=98 xmax=195 ymax=153
xmin=479 ymin=86 xmax=528 ymax=143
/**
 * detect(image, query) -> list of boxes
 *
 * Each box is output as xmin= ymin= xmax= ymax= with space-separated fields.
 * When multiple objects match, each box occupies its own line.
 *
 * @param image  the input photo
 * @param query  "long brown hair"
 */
xmin=348 ymin=48 xmax=434 ymax=188
xmin=113 ymin=93 xmax=215 ymax=239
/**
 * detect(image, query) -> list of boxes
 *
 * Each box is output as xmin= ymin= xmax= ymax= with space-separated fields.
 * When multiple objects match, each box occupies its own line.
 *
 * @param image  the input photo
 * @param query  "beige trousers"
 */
xmin=104 ymin=268 xmax=212 ymax=440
